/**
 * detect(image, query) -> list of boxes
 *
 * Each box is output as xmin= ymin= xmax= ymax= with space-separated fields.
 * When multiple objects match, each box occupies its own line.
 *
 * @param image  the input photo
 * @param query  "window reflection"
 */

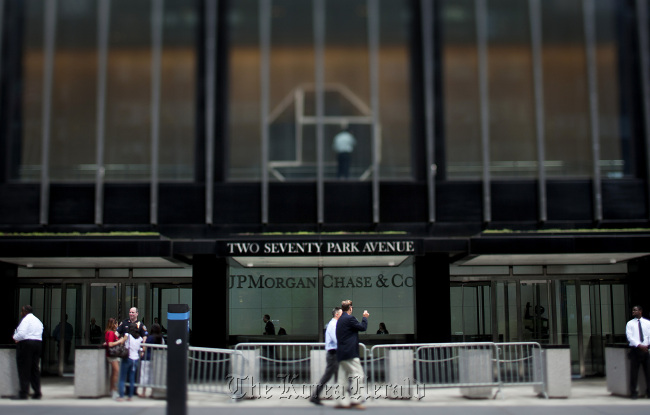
xmin=227 ymin=0 xmax=412 ymax=181
xmin=442 ymin=0 xmax=629 ymax=179
xmin=13 ymin=0 xmax=196 ymax=182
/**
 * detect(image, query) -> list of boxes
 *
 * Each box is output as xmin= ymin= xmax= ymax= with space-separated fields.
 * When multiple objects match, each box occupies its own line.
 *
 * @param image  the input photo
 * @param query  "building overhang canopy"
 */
xmin=229 ymin=255 xmax=411 ymax=268
xmin=456 ymin=232 xmax=650 ymax=266
xmin=458 ymin=252 xmax=648 ymax=266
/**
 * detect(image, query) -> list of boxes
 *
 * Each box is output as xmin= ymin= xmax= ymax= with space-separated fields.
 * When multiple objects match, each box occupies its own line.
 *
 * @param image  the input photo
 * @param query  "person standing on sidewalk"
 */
xmin=310 ymin=307 xmax=342 ymax=405
xmin=626 ymin=305 xmax=650 ymax=399
xmin=117 ymin=324 xmax=144 ymax=401
xmin=117 ymin=307 xmax=147 ymax=339
xmin=335 ymin=300 xmax=368 ymax=409
xmin=12 ymin=305 xmax=44 ymax=400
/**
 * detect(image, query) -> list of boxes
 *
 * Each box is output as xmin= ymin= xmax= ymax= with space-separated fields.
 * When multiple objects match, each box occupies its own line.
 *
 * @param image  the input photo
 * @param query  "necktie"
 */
xmin=639 ymin=320 xmax=644 ymax=343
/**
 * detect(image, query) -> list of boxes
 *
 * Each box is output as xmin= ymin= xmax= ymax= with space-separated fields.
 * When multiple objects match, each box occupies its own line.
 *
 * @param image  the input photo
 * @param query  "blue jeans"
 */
xmin=118 ymin=358 xmax=139 ymax=398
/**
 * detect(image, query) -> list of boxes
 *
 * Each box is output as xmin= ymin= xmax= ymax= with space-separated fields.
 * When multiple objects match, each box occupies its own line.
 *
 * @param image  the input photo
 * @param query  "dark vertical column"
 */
xmin=191 ymin=255 xmax=227 ymax=348
xmin=0 ymin=262 xmax=18 ymax=343
xmin=628 ymin=256 xmax=650 ymax=315
xmin=167 ymin=303 xmax=189 ymax=415
xmin=415 ymin=253 xmax=450 ymax=343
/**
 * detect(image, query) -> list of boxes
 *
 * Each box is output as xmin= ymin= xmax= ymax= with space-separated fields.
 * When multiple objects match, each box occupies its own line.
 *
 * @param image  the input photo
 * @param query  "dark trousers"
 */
xmin=630 ymin=347 xmax=650 ymax=396
xmin=337 ymin=152 xmax=351 ymax=179
xmin=313 ymin=350 xmax=338 ymax=399
xmin=16 ymin=340 xmax=42 ymax=398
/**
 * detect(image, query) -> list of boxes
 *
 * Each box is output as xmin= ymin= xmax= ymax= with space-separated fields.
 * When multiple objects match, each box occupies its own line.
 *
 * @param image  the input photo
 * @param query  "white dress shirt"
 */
xmin=325 ymin=318 xmax=338 ymax=351
xmin=332 ymin=131 xmax=356 ymax=153
xmin=13 ymin=313 xmax=44 ymax=342
xmin=626 ymin=317 xmax=650 ymax=348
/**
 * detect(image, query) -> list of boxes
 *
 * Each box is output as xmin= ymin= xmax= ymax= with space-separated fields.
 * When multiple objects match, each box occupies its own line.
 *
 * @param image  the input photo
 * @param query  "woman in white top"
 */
xmin=116 ymin=324 xmax=144 ymax=401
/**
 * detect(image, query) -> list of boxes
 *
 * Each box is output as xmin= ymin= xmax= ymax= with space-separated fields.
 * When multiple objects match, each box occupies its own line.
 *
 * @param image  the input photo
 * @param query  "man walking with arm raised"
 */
xmin=335 ymin=300 xmax=368 ymax=409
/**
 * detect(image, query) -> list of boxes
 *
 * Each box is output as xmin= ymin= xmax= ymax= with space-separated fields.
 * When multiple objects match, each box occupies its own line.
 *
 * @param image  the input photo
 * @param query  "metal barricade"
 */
xmin=370 ymin=343 xmax=501 ymax=399
xmin=138 ymin=343 xmax=245 ymax=398
xmin=188 ymin=346 xmax=245 ymax=396
xmin=139 ymin=343 xmax=168 ymax=390
xmin=495 ymin=342 xmax=547 ymax=398
xmin=233 ymin=342 xmax=368 ymax=399
xmin=136 ymin=341 xmax=546 ymax=401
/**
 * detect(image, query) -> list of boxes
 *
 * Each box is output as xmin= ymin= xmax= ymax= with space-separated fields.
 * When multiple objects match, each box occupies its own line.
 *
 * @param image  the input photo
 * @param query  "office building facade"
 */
xmin=1 ymin=0 xmax=650 ymax=378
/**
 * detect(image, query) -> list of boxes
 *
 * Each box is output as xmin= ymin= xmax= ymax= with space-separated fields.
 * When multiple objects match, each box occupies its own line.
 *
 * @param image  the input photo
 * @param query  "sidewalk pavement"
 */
xmin=1 ymin=376 xmax=649 ymax=415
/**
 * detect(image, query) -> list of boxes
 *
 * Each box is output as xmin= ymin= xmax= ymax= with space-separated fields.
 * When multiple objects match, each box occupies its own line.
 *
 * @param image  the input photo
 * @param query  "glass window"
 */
xmin=441 ymin=0 xmax=481 ymax=179
xmin=50 ymin=1 xmax=98 ymax=181
xmin=14 ymin=0 xmax=46 ymax=182
xmin=227 ymin=0 xmax=412 ymax=181
xmin=103 ymin=1 xmax=152 ymax=181
xmin=12 ymin=1 xmax=196 ymax=182
xmin=106 ymin=1 xmax=197 ymax=182
xmin=443 ymin=0 xmax=536 ymax=179
xmin=442 ymin=0 xmax=629 ymax=179
xmin=228 ymin=266 xmax=319 ymax=336
xmin=158 ymin=1 xmax=197 ymax=181
xmin=228 ymin=262 xmax=415 ymax=336
xmin=487 ymin=0 xmax=536 ymax=178
xmin=594 ymin=0 xmax=627 ymax=178
xmin=541 ymin=0 xmax=591 ymax=177
xmin=323 ymin=263 xmax=414 ymax=335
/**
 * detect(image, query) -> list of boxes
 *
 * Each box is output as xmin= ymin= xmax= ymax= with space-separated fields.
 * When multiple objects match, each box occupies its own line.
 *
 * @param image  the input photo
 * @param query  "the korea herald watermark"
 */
xmin=226 ymin=374 xmax=426 ymax=400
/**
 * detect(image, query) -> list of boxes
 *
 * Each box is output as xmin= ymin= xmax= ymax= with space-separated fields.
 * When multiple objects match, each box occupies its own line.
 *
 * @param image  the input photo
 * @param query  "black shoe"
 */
xmin=631 ymin=393 xmax=638 ymax=400
xmin=10 ymin=396 xmax=28 ymax=400
xmin=31 ymin=394 xmax=42 ymax=400
xmin=309 ymin=397 xmax=322 ymax=406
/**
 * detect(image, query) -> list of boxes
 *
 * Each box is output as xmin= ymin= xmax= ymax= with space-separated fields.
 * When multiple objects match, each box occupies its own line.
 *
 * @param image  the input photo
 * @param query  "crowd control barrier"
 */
xmin=137 ymin=343 xmax=245 ymax=399
xmin=129 ymin=341 xmax=549 ymax=401
xmin=495 ymin=342 xmax=547 ymax=398
xmin=369 ymin=342 xmax=501 ymax=399
xmin=232 ymin=342 xmax=369 ymax=399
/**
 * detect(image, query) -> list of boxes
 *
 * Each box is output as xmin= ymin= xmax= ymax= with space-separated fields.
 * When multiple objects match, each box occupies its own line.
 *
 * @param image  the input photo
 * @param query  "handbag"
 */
xmin=108 ymin=335 xmax=129 ymax=358
xmin=108 ymin=343 xmax=128 ymax=358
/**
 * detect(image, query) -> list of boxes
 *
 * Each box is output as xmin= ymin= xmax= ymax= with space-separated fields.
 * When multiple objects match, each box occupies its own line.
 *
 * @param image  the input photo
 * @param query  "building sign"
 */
xmin=221 ymin=240 xmax=419 ymax=256
xmin=229 ymin=272 xmax=414 ymax=289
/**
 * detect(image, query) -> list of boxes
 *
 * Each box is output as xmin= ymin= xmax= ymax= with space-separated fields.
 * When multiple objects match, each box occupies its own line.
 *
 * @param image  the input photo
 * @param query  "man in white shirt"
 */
xmin=626 ymin=305 xmax=650 ymax=399
xmin=310 ymin=307 xmax=342 ymax=405
xmin=13 ymin=305 xmax=44 ymax=400
xmin=333 ymin=125 xmax=357 ymax=179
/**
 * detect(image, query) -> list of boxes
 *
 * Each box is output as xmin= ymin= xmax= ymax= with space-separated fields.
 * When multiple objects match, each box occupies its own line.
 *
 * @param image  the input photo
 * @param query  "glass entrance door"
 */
xmin=558 ymin=280 xmax=628 ymax=376
xmin=19 ymin=282 xmax=122 ymax=376
xmin=450 ymin=283 xmax=492 ymax=342
xmin=18 ymin=284 xmax=83 ymax=376
xmin=150 ymin=283 xmax=192 ymax=342
xmin=520 ymin=281 xmax=551 ymax=343
xmin=88 ymin=283 xmax=119 ymax=343
xmin=454 ymin=276 xmax=628 ymax=377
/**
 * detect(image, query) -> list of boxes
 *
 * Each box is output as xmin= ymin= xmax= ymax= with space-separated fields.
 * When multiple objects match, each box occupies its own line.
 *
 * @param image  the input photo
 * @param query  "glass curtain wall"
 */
xmin=228 ymin=261 xmax=415 ymax=337
xmin=227 ymin=0 xmax=412 ymax=181
xmin=15 ymin=0 xmax=46 ymax=181
xmin=442 ymin=0 xmax=630 ymax=179
xmin=323 ymin=264 xmax=415 ymax=335
xmin=228 ymin=266 xmax=320 ymax=336
xmin=11 ymin=0 xmax=197 ymax=182
xmin=452 ymin=276 xmax=628 ymax=377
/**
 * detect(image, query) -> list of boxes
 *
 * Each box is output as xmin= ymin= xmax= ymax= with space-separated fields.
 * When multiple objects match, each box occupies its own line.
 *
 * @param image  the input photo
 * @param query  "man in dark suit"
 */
xmin=263 ymin=314 xmax=275 ymax=335
xmin=335 ymin=299 xmax=369 ymax=409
